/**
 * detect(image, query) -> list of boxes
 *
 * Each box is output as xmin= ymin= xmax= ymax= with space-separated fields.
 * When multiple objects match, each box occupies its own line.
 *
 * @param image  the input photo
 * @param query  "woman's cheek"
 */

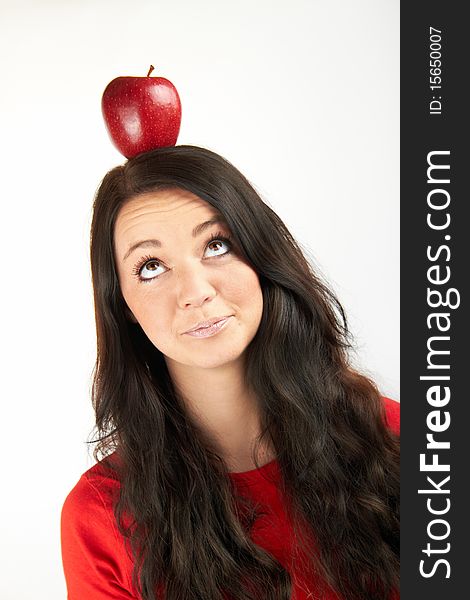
xmin=229 ymin=264 xmax=262 ymax=301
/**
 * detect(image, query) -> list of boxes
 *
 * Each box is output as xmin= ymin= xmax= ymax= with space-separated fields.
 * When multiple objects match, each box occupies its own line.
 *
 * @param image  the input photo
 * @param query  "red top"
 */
xmin=61 ymin=397 xmax=400 ymax=599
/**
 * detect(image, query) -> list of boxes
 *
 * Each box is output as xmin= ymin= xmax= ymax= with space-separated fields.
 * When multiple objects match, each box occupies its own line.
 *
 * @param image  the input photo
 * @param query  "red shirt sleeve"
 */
xmin=60 ymin=473 xmax=137 ymax=599
xmin=382 ymin=396 xmax=400 ymax=436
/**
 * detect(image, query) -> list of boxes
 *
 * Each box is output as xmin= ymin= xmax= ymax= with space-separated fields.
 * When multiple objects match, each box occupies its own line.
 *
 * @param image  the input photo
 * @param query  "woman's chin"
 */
xmin=166 ymin=345 xmax=246 ymax=372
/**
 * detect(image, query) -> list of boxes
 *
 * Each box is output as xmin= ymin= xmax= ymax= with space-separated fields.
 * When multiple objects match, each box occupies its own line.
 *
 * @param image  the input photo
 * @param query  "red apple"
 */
xmin=101 ymin=65 xmax=182 ymax=159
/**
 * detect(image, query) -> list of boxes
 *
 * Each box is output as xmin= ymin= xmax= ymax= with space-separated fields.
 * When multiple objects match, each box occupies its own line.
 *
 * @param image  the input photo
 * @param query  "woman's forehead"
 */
xmin=113 ymin=189 xmax=225 ymax=255
xmin=116 ymin=189 xmax=220 ymax=227
xmin=122 ymin=187 xmax=209 ymax=213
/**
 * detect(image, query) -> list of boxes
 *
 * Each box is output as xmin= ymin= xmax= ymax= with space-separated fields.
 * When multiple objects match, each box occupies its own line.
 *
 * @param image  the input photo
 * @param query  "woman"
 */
xmin=60 ymin=145 xmax=400 ymax=600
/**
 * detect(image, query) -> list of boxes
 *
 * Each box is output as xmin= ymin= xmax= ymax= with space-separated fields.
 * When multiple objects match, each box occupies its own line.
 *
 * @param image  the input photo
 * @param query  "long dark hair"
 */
xmin=89 ymin=145 xmax=399 ymax=600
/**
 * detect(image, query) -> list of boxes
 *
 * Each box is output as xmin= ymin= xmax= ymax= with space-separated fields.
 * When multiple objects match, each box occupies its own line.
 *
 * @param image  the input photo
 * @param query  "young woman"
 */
xmin=60 ymin=145 xmax=400 ymax=600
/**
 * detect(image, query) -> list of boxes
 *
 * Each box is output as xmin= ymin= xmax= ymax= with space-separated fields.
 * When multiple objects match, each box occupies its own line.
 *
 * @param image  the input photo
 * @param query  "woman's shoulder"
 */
xmin=62 ymin=452 xmax=121 ymax=509
xmin=382 ymin=396 xmax=400 ymax=436
xmin=61 ymin=454 xmax=121 ymax=555
xmin=60 ymin=452 xmax=136 ymax=597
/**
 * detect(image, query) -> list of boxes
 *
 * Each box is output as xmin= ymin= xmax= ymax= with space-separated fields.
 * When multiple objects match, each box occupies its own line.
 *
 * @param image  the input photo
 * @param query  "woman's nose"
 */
xmin=175 ymin=263 xmax=217 ymax=308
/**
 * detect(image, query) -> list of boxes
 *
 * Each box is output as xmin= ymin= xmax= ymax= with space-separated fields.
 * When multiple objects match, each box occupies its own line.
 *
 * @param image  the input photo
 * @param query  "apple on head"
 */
xmin=101 ymin=65 xmax=182 ymax=159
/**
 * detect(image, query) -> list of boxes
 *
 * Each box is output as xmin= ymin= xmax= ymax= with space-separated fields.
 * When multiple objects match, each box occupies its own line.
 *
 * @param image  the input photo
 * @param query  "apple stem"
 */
xmin=147 ymin=65 xmax=155 ymax=77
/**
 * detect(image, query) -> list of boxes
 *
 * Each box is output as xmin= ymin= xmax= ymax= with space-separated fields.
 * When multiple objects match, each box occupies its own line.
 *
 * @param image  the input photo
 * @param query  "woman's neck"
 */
xmin=165 ymin=355 xmax=275 ymax=472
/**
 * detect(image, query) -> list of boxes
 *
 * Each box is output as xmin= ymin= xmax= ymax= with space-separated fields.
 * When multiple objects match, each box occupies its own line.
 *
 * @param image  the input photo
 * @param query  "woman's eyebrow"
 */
xmin=122 ymin=216 xmax=228 ymax=262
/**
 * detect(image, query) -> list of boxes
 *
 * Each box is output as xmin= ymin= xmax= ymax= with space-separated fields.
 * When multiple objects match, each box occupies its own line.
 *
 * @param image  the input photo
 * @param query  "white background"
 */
xmin=0 ymin=0 xmax=399 ymax=597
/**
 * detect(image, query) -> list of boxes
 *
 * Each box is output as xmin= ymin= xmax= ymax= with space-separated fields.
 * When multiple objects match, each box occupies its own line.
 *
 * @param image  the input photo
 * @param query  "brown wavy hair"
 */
xmin=88 ymin=145 xmax=399 ymax=599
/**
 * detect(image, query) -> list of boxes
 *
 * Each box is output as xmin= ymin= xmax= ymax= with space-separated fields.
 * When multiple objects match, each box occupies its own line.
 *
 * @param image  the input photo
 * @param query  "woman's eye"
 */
xmin=139 ymin=259 xmax=166 ymax=281
xmin=204 ymin=238 xmax=231 ymax=258
xmin=134 ymin=235 xmax=233 ymax=283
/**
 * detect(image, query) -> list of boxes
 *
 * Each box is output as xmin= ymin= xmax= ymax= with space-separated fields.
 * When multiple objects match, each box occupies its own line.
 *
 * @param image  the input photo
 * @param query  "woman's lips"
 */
xmin=183 ymin=316 xmax=232 ymax=338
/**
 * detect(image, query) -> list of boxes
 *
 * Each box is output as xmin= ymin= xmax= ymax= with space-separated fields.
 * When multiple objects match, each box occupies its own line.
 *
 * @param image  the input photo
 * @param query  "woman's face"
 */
xmin=113 ymin=187 xmax=264 ymax=370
